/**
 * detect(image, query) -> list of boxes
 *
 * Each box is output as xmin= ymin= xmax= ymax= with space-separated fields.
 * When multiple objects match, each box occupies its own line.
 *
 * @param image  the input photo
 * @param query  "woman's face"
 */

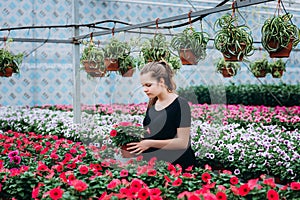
xmin=140 ymin=72 xmax=163 ymax=98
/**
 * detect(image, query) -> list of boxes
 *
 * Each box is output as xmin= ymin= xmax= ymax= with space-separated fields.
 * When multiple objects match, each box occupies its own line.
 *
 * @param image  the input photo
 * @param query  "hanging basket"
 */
xmin=271 ymin=68 xmax=284 ymax=78
xmin=104 ymin=58 xmax=119 ymax=71
xmin=179 ymin=49 xmax=198 ymax=65
xmin=268 ymin=39 xmax=293 ymax=58
xmin=223 ymin=44 xmax=246 ymax=62
xmin=81 ymin=60 xmax=106 ymax=77
xmin=253 ymin=70 xmax=267 ymax=78
xmin=0 ymin=67 xmax=13 ymax=77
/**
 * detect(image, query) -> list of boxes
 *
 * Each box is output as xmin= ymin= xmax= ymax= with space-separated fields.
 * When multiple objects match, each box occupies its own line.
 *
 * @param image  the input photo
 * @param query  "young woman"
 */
xmin=127 ymin=61 xmax=197 ymax=170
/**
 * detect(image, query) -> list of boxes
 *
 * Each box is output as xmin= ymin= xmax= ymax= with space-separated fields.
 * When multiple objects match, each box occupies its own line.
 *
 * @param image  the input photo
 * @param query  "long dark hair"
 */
xmin=140 ymin=61 xmax=176 ymax=107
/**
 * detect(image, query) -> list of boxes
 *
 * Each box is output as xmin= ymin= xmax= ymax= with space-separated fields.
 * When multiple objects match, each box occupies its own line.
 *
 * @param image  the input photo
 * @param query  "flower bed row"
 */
xmin=1 ymin=130 xmax=300 ymax=200
xmin=0 ymin=105 xmax=299 ymax=182
xmin=31 ymin=104 xmax=300 ymax=130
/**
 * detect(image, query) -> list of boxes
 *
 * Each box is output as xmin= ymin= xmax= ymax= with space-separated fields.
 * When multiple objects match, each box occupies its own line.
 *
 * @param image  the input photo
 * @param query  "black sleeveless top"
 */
xmin=142 ymin=96 xmax=197 ymax=170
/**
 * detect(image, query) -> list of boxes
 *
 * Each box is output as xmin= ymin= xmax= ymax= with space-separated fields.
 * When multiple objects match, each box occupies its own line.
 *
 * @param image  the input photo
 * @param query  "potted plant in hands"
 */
xmin=249 ymin=57 xmax=270 ymax=78
xmin=171 ymin=27 xmax=210 ymax=65
xmin=269 ymin=59 xmax=286 ymax=78
xmin=110 ymin=122 xmax=147 ymax=158
xmin=261 ymin=13 xmax=300 ymax=58
xmin=216 ymin=58 xmax=241 ymax=77
xmin=102 ymin=37 xmax=131 ymax=71
xmin=80 ymin=42 xmax=106 ymax=77
xmin=214 ymin=13 xmax=254 ymax=61
xmin=0 ymin=47 xmax=23 ymax=77
xmin=140 ymin=33 xmax=181 ymax=72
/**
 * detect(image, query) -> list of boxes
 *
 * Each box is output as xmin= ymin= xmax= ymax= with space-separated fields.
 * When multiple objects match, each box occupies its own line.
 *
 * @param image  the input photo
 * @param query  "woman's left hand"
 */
xmin=126 ymin=140 xmax=151 ymax=155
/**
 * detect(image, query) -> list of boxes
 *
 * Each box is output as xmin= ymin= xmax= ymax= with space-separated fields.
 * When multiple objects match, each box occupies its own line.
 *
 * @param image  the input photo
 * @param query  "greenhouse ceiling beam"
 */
xmin=75 ymin=0 xmax=275 ymax=40
xmin=0 ymin=37 xmax=74 ymax=44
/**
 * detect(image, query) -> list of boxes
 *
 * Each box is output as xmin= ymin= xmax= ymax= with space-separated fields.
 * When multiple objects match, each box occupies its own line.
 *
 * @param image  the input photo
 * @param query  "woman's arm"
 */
xmin=127 ymin=127 xmax=190 ymax=155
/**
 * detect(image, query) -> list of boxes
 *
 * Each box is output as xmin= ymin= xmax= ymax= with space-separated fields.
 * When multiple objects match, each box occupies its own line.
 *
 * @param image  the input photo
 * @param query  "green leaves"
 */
xmin=214 ymin=13 xmax=254 ymax=60
xmin=261 ymin=13 xmax=300 ymax=52
xmin=170 ymin=27 xmax=210 ymax=62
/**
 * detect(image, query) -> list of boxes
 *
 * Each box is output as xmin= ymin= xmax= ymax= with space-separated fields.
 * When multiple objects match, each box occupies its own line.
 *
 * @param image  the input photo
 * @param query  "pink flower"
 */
xmin=107 ymin=179 xmax=121 ymax=189
xmin=172 ymin=178 xmax=183 ymax=187
xmin=49 ymin=187 xmax=64 ymax=200
xmin=78 ymin=165 xmax=89 ymax=175
xmin=120 ymin=169 xmax=128 ymax=177
xmin=72 ymin=180 xmax=88 ymax=192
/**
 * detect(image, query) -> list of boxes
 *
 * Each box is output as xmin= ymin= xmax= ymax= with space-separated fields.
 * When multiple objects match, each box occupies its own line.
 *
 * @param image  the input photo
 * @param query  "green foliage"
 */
xmin=261 ymin=13 xmax=300 ymax=52
xmin=177 ymin=83 xmax=300 ymax=106
xmin=110 ymin=124 xmax=147 ymax=147
xmin=171 ymin=27 xmax=210 ymax=62
xmin=80 ymin=42 xmax=104 ymax=62
xmin=215 ymin=58 xmax=241 ymax=76
xmin=103 ymin=38 xmax=131 ymax=60
xmin=249 ymin=57 xmax=271 ymax=76
xmin=140 ymin=33 xmax=181 ymax=72
xmin=214 ymin=13 xmax=254 ymax=60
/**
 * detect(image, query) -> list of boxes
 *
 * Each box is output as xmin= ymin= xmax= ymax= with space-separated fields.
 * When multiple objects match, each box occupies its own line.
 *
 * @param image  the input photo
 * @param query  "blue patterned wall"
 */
xmin=0 ymin=0 xmax=300 ymax=106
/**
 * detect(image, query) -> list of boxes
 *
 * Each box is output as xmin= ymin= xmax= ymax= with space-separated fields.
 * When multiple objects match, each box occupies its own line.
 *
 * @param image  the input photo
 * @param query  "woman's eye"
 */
xmin=145 ymin=84 xmax=152 ymax=87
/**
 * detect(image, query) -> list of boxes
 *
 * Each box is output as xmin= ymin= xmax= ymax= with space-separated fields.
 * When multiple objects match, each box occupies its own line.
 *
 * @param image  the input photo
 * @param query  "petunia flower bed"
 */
xmin=0 ymin=104 xmax=300 ymax=199
xmin=0 ymin=130 xmax=299 ymax=200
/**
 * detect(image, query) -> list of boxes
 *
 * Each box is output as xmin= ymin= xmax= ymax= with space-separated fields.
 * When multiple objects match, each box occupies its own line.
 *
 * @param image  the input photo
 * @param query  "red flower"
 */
xmin=69 ymin=148 xmax=77 ymax=154
xmin=107 ymin=179 xmax=121 ymax=189
xmin=90 ymin=163 xmax=102 ymax=171
xmin=37 ymin=161 xmax=49 ymax=171
xmin=138 ymin=188 xmax=150 ymax=200
xmin=188 ymin=194 xmax=201 ymax=200
xmin=67 ymin=174 xmax=76 ymax=183
xmin=32 ymin=186 xmax=39 ymax=198
xmin=239 ymin=184 xmax=250 ymax=196
xmin=164 ymin=175 xmax=171 ymax=183
xmin=267 ymin=189 xmax=279 ymax=200
xmin=72 ymin=180 xmax=88 ymax=192
xmin=56 ymin=165 xmax=64 ymax=172
xmin=67 ymin=162 xmax=76 ymax=169
xmin=290 ymin=182 xmax=300 ymax=190
xmin=40 ymin=147 xmax=49 ymax=155
xmin=130 ymin=179 xmax=143 ymax=192
xmin=201 ymin=172 xmax=211 ymax=183
xmin=230 ymin=176 xmax=239 ymax=185
xmin=263 ymin=178 xmax=276 ymax=188
xmin=147 ymin=169 xmax=157 ymax=176
xmin=50 ymin=153 xmax=59 ymax=160
xmin=172 ymin=178 xmax=183 ymax=187
xmin=185 ymin=165 xmax=194 ymax=171
xmin=149 ymin=188 xmax=161 ymax=196
xmin=110 ymin=129 xmax=117 ymax=137
xmin=216 ymin=191 xmax=227 ymax=200
xmin=79 ymin=165 xmax=89 ymax=175
xmin=49 ymin=187 xmax=64 ymax=200
xmin=120 ymin=169 xmax=128 ymax=177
